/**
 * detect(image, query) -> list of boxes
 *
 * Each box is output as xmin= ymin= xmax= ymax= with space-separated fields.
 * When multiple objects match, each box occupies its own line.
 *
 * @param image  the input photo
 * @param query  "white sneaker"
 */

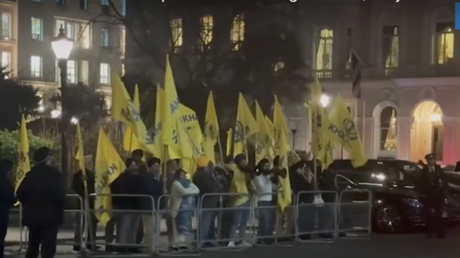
xmin=239 ymin=241 xmax=252 ymax=247
xmin=227 ymin=241 xmax=236 ymax=247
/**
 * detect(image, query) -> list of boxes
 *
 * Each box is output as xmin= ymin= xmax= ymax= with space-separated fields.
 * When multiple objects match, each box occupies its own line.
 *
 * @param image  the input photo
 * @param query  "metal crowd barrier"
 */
xmin=87 ymin=193 xmax=155 ymax=258
xmin=10 ymin=194 xmax=84 ymax=255
xmin=295 ymin=191 xmax=338 ymax=244
xmin=337 ymin=189 xmax=372 ymax=239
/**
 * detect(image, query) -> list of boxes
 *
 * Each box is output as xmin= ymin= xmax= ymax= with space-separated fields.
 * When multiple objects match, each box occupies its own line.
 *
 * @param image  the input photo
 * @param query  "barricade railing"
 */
xmin=295 ymin=191 xmax=338 ymax=244
xmin=252 ymin=192 xmax=296 ymax=247
xmin=87 ymin=193 xmax=155 ymax=257
xmin=337 ymin=189 xmax=372 ymax=239
xmin=13 ymin=194 xmax=84 ymax=255
xmin=198 ymin=193 xmax=253 ymax=252
xmin=6 ymin=206 xmax=24 ymax=253
xmin=155 ymin=193 xmax=200 ymax=256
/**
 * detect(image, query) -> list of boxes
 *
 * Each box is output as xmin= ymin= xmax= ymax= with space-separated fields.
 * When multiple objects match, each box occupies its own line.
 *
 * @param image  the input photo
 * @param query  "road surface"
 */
xmin=5 ymin=230 xmax=460 ymax=258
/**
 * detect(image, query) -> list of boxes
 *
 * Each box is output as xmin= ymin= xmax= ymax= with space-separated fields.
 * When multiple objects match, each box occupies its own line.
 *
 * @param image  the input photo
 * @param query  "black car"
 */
xmin=325 ymin=159 xmax=460 ymax=233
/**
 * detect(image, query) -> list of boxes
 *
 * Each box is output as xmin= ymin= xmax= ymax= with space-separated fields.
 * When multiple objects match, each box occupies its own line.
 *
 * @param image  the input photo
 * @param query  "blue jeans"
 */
xmin=199 ymin=210 xmax=216 ymax=242
xmin=176 ymin=196 xmax=194 ymax=235
xmin=229 ymin=201 xmax=250 ymax=240
xmin=257 ymin=201 xmax=274 ymax=238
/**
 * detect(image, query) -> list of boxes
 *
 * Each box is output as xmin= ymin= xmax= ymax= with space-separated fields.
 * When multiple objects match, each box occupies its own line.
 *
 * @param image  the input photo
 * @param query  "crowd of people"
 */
xmin=0 ymin=147 xmax=450 ymax=258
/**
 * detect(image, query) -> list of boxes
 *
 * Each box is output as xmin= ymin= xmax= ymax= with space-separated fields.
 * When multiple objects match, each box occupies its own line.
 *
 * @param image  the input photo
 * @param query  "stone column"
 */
xmin=442 ymin=118 xmax=460 ymax=165
xmin=396 ymin=117 xmax=412 ymax=160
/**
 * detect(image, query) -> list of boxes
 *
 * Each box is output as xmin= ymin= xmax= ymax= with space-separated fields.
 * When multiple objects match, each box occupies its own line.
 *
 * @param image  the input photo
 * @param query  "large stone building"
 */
xmin=125 ymin=0 xmax=459 ymax=165
xmin=0 ymin=0 xmax=125 ymax=102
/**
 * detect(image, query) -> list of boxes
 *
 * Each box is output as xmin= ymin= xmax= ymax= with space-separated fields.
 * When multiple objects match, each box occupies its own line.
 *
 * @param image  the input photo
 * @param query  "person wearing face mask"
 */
xmin=253 ymin=159 xmax=276 ymax=244
xmin=17 ymin=147 xmax=65 ymax=258
xmin=138 ymin=157 xmax=162 ymax=254
xmin=226 ymin=154 xmax=252 ymax=247
xmin=0 ymin=159 xmax=16 ymax=258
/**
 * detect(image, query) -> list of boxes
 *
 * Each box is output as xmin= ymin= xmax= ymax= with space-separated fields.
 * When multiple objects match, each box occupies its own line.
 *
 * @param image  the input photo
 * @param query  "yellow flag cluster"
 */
xmin=15 ymin=115 xmax=30 ymax=195
xmin=203 ymin=92 xmax=219 ymax=164
xmin=233 ymin=93 xmax=258 ymax=156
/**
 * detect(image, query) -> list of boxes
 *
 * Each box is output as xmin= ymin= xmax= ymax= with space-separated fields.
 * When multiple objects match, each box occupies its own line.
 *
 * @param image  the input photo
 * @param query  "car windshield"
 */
xmin=399 ymin=161 xmax=423 ymax=180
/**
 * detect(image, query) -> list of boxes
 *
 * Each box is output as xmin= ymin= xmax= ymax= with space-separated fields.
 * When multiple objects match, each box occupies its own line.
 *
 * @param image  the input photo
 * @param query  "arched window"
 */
xmin=380 ymin=107 xmax=397 ymax=152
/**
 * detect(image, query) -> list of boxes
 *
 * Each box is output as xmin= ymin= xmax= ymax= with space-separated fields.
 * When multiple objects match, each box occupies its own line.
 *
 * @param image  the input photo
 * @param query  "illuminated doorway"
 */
xmin=410 ymin=100 xmax=443 ymax=162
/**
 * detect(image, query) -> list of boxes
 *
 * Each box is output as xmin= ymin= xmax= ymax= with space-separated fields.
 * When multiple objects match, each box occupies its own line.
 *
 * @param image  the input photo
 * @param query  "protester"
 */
xmin=106 ymin=163 xmax=125 ymax=252
xmin=138 ymin=157 xmax=163 ymax=254
xmin=17 ymin=147 xmax=65 ymax=258
xmin=0 ymin=159 xmax=16 ymax=258
xmin=165 ymin=159 xmax=180 ymax=247
xmin=131 ymin=149 xmax=147 ymax=245
xmin=253 ymin=159 xmax=276 ymax=244
xmin=289 ymin=159 xmax=315 ymax=240
xmin=227 ymin=154 xmax=252 ymax=247
xmin=192 ymin=156 xmax=219 ymax=247
xmin=218 ymin=156 xmax=236 ymax=245
xmin=71 ymin=155 xmax=98 ymax=251
xmin=117 ymin=158 xmax=142 ymax=252
xmin=420 ymin=153 xmax=447 ymax=239
xmin=318 ymin=168 xmax=337 ymax=238
xmin=170 ymin=169 xmax=199 ymax=249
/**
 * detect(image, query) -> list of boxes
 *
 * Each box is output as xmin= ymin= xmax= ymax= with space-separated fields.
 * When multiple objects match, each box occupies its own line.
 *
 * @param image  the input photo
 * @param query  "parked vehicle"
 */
xmin=325 ymin=159 xmax=460 ymax=233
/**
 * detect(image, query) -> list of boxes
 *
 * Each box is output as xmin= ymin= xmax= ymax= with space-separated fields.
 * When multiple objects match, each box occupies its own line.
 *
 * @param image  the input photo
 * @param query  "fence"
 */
xmin=7 ymin=189 xmax=372 ymax=256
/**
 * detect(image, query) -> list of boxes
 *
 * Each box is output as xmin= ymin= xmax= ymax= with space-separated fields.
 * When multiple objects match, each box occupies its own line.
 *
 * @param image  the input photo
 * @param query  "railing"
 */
xmin=7 ymin=190 xmax=372 ymax=256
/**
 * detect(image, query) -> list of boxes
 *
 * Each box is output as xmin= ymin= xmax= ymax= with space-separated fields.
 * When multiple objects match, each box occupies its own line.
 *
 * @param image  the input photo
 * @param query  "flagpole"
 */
xmin=362 ymin=98 xmax=366 ymax=148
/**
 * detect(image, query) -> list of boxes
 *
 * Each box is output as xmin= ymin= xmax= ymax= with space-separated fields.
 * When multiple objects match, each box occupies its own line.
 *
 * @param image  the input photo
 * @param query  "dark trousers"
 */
xmin=26 ymin=226 xmax=58 ymax=258
xmin=423 ymin=198 xmax=445 ymax=236
xmin=0 ymin=213 xmax=9 ymax=258
xmin=73 ymin=211 xmax=98 ymax=249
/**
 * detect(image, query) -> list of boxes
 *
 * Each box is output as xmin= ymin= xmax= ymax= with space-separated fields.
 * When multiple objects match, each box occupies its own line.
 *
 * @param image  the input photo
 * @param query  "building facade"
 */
xmin=124 ymin=0 xmax=460 ymax=165
xmin=2 ymin=0 xmax=125 ymax=103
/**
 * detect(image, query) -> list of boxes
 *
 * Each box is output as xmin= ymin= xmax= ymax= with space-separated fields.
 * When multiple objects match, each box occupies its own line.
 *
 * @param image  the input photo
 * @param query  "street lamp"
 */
xmin=52 ymin=26 xmax=73 ymax=187
xmin=320 ymin=94 xmax=330 ymax=107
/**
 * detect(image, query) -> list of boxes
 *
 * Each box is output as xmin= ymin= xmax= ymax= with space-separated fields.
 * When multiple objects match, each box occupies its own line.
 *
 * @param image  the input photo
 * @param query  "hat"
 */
xmin=425 ymin=153 xmax=435 ymax=160
xmin=257 ymin=158 xmax=269 ymax=169
xmin=196 ymin=156 xmax=210 ymax=168
xmin=234 ymin=154 xmax=246 ymax=164
xmin=33 ymin=147 xmax=51 ymax=163
xmin=0 ymin=159 xmax=14 ymax=172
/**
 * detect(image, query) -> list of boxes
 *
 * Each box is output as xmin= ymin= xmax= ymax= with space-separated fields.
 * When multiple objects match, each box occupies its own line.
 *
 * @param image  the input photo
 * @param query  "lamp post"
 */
xmin=52 ymin=26 xmax=74 ymax=187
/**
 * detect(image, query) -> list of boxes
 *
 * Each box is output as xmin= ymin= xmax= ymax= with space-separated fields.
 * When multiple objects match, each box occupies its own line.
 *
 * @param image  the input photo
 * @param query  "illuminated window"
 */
xmin=1 ymin=51 xmax=10 ymax=70
xmin=2 ymin=13 xmax=11 ymax=38
xmin=345 ymin=27 xmax=352 ymax=69
xmin=78 ymin=24 xmax=90 ymax=49
xmin=170 ymin=18 xmax=183 ymax=52
xmin=99 ymin=63 xmax=110 ymax=84
xmin=31 ymin=56 xmax=42 ymax=78
xmin=120 ymin=28 xmax=125 ymax=55
xmin=100 ymin=28 xmax=109 ymax=47
xmin=380 ymin=107 xmax=397 ymax=152
xmin=79 ymin=60 xmax=88 ymax=83
xmin=67 ymin=60 xmax=76 ymax=83
xmin=383 ymin=26 xmax=399 ymax=68
xmin=31 ymin=17 xmax=43 ymax=40
xmin=230 ymin=14 xmax=244 ymax=50
xmin=435 ymin=22 xmax=454 ymax=64
xmin=316 ymin=29 xmax=333 ymax=70
xmin=200 ymin=15 xmax=213 ymax=50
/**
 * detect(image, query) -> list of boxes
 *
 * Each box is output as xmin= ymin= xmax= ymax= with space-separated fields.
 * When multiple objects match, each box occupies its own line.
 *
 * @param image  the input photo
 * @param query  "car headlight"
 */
xmin=403 ymin=198 xmax=423 ymax=207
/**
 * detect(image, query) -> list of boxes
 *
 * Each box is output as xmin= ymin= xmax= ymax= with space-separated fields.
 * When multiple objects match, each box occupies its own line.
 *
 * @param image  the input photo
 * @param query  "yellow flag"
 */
xmin=226 ymin=129 xmax=232 ymax=156
xmin=255 ymin=101 xmax=270 ymax=163
xmin=123 ymin=85 xmax=141 ymax=152
xmin=150 ymin=85 xmax=164 ymax=159
xmin=264 ymin=116 xmax=276 ymax=161
xmin=203 ymin=91 xmax=219 ymax=163
xmin=310 ymin=79 xmax=334 ymax=169
xmin=94 ymin=128 xmax=126 ymax=224
xmin=162 ymin=56 xmax=195 ymax=159
xmin=273 ymin=96 xmax=292 ymax=211
xmin=111 ymin=75 xmax=152 ymax=147
xmin=15 ymin=115 xmax=30 ymax=192
xmin=233 ymin=93 xmax=258 ymax=156
xmin=326 ymin=96 xmax=367 ymax=167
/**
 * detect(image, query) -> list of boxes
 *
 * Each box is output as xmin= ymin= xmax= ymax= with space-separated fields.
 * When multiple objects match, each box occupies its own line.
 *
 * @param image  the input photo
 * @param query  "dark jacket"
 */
xmin=289 ymin=161 xmax=314 ymax=204
xmin=71 ymin=169 xmax=95 ymax=208
xmin=17 ymin=163 xmax=66 ymax=227
xmin=193 ymin=167 xmax=219 ymax=208
xmin=118 ymin=171 xmax=143 ymax=210
xmin=110 ymin=172 xmax=125 ymax=209
xmin=138 ymin=173 xmax=164 ymax=211
xmin=319 ymin=169 xmax=338 ymax=203
xmin=419 ymin=165 xmax=447 ymax=199
xmin=0 ymin=172 xmax=15 ymax=214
